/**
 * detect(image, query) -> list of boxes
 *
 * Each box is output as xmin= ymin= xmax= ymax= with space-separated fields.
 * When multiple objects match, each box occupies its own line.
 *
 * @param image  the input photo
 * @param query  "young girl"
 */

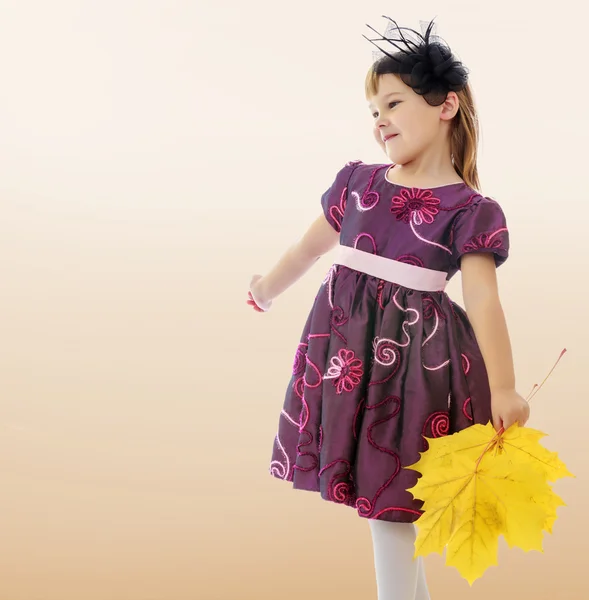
xmin=247 ymin=18 xmax=530 ymax=600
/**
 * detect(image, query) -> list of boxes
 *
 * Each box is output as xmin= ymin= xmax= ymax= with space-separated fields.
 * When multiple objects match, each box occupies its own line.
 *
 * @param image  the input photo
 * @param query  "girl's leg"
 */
xmin=415 ymin=555 xmax=431 ymax=600
xmin=368 ymin=520 xmax=430 ymax=600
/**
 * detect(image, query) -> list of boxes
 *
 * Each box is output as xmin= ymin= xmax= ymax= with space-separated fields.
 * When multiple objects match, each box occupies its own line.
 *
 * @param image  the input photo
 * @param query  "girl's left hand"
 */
xmin=491 ymin=388 xmax=530 ymax=432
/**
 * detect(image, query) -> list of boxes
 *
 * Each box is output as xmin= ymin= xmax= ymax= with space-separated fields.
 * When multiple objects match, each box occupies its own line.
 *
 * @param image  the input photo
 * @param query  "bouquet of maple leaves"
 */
xmin=406 ymin=349 xmax=573 ymax=585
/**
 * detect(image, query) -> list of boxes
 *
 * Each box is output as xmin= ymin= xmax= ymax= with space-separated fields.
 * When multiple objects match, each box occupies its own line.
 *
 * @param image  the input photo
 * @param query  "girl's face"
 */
xmin=368 ymin=74 xmax=457 ymax=164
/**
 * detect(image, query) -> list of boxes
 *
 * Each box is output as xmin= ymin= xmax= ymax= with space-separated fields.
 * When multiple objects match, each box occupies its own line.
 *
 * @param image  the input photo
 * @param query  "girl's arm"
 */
xmin=250 ymin=213 xmax=339 ymax=308
xmin=460 ymin=253 xmax=530 ymax=430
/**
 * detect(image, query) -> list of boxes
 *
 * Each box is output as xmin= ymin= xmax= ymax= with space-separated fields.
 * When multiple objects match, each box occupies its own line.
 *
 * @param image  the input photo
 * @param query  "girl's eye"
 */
xmin=372 ymin=102 xmax=400 ymax=118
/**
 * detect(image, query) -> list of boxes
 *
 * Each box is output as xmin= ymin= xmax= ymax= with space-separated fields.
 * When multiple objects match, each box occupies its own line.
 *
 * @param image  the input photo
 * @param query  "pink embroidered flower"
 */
xmin=391 ymin=188 xmax=441 ymax=225
xmin=461 ymin=228 xmax=507 ymax=253
xmin=324 ymin=349 xmax=364 ymax=394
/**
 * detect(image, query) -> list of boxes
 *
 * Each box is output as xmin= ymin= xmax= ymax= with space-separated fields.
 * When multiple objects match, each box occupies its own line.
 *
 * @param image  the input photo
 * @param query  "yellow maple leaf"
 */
xmin=405 ymin=350 xmax=574 ymax=584
xmin=495 ymin=423 xmax=574 ymax=482
xmin=405 ymin=422 xmax=573 ymax=585
xmin=542 ymin=492 xmax=565 ymax=534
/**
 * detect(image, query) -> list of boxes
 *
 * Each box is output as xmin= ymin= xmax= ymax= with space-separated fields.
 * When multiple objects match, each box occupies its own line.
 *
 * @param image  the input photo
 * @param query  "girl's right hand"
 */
xmin=247 ymin=275 xmax=272 ymax=312
xmin=247 ymin=291 xmax=265 ymax=312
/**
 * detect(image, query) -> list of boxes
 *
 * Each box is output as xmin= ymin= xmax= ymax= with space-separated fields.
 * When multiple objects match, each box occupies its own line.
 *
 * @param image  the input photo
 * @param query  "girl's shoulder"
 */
xmin=326 ymin=160 xmax=392 ymax=192
xmin=460 ymin=193 xmax=507 ymax=219
xmin=330 ymin=160 xmax=388 ymax=177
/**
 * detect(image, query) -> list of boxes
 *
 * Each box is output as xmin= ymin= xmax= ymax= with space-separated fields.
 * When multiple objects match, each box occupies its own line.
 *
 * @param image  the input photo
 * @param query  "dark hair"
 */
xmin=364 ymin=18 xmax=469 ymax=106
xmin=364 ymin=18 xmax=481 ymax=190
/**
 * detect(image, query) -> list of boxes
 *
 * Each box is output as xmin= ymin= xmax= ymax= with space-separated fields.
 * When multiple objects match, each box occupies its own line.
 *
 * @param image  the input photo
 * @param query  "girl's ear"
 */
xmin=440 ymin=91 xmax=460 ymax=121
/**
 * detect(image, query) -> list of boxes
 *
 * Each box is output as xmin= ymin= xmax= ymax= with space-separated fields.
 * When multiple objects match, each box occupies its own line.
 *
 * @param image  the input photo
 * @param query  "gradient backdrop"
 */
xmin=0 ymin=1 xmax=586 ymax=599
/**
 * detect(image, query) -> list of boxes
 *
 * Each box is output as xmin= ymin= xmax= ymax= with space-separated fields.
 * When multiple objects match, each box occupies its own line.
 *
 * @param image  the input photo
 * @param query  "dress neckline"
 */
xmin=383 ymin=164 xmax=466 ymax=191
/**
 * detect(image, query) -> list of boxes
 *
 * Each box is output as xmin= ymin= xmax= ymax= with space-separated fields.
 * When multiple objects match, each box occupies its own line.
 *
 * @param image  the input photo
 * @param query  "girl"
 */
xmin=247 ymin=18 xmax=530 ymax=600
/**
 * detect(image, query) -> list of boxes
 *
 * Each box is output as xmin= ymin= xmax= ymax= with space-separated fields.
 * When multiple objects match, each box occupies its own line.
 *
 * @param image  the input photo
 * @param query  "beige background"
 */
xmin=0 ymin=1 xmax=586 ymax=598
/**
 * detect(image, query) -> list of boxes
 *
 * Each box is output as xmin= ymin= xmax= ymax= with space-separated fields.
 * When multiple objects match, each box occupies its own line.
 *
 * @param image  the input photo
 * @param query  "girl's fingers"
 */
xmin=247 ymin=292 xmax=264 ymax=312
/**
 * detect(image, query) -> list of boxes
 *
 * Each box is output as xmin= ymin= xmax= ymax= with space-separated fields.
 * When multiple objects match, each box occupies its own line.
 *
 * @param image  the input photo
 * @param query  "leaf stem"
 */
xmin=474 ymin=348 xmax=567 ymax=470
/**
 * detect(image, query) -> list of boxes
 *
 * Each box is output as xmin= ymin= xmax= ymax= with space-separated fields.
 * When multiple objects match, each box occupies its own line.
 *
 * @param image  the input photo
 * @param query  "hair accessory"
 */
xmin=364 ymin=17 xmax=469 ymax=106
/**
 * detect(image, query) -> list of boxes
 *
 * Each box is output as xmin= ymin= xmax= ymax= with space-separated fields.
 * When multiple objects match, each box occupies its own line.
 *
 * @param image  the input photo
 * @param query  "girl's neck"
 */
xmin=386 ymin=128 xmax=462 ymax=188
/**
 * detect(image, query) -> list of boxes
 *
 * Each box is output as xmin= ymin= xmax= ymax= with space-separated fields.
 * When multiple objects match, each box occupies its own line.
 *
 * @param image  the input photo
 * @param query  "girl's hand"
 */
xmin=491 ymin=388 xmax=530 ymax=432
xmin=246 ymin=291 xmax=264 ymax=312
xmin=247 ymin=275 xmax=272 ymax=312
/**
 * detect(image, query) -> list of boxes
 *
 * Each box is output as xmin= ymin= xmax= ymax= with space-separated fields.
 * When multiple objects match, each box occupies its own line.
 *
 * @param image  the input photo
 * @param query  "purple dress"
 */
xmin=268 ymin=160 xmax=509 ymax=523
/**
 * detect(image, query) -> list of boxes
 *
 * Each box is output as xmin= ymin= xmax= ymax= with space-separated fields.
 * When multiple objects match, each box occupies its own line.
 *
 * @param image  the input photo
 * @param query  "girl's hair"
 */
xmin=365 ymin=65 xmax=481 ymax=191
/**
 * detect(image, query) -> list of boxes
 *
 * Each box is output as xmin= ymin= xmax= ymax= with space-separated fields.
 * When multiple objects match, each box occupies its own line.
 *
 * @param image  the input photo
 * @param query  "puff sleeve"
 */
xmin=320 ymin=160 xmax=362 ymax=232
xmin=451 ymin=196 xmax=510 ymax=268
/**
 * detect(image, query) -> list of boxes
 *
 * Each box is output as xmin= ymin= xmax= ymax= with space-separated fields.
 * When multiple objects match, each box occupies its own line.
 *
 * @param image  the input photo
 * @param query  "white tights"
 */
xmin=369 ymin=520 xmax=431 ymax=600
